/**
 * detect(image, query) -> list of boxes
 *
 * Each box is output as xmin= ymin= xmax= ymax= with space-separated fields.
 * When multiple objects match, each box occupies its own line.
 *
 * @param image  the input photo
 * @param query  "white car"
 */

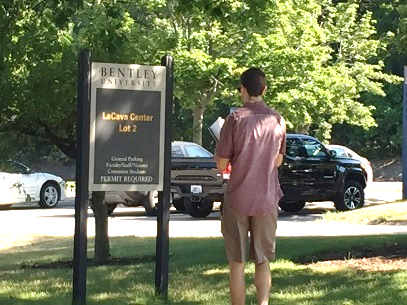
xmin=326 ymin=145 xmax=373 ymax=183
xmin=0 ymin=160 xmax=66 ymax=209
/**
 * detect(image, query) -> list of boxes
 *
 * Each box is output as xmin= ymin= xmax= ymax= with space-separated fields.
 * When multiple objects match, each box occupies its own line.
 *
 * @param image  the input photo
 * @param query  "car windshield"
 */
xmin=171 ymin=146 xmax=184 ymax=158
xmin=330 ymin=147 xmax=349 ymax=157
xmin=0 ymin=160 xmax=34 ymax=174
xmin=171 ymin=143 xmax=213 ymax=158
xmin=184 ymin=145 xmax=212 ymax=158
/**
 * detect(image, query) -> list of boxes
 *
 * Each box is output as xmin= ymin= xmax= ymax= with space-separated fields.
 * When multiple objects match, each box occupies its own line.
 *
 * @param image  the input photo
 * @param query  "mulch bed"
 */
xmin=21 ymin=255 xmax=156 ymax=269
xmin=21 ymin=245 xmax=407 ymax=272
xmin=297 ymin=244 xmax=407 ymax=271
xmin=306 ymin=256 xmax=407 ymax=271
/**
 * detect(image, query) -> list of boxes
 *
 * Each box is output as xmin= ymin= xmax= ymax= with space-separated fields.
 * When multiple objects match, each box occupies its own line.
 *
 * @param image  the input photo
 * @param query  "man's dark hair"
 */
xmin=240 ymin=67 xmax=266 ymax=97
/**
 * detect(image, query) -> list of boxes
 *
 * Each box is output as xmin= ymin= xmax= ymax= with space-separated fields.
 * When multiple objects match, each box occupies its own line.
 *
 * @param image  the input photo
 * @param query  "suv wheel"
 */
xmin=334 ymin=180 xmax=364 ymax=211
xmin=172 ymin=197 xmax=186 ymax=211
xmin=106 ymin=204 xmax=117 ymax=215
xmin=125 ymin=191 xmax=157 ymax=216
xmin=184 ymin=198 xmax=214 ymax=218
xmin=142 ymin=191 xmax=157 ymax=216
xmin=278 ymin=200 xmax=306 ymax=213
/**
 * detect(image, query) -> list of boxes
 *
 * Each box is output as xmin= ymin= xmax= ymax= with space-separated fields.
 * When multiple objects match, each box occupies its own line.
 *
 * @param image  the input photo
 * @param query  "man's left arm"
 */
xmin=276 ymin=153 xmax=284 ymax=167
xmin=276 ymin=116 xmax=287 ymax=168
xmin=215 ymin=115 xmax=233 ymax=172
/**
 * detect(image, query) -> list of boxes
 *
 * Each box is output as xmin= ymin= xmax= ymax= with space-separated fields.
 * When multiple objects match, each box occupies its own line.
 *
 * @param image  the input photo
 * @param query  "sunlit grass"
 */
xmin=320 ymin=201 xmax=407 ymax=224
xmin=0 ymin=235 xmax=407 ymax=304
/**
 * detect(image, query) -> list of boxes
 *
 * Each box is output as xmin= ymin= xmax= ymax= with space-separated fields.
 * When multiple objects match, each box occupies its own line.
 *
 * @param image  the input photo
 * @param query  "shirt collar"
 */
xmin=243 ymin=100 xmax=266 ymax=108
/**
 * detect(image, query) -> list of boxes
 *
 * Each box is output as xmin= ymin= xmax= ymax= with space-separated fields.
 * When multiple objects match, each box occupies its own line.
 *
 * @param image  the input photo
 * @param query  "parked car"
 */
xmin=104 ymin=190 xmax=156 ymax=216
xmin=105 ymin=141 xmax=227 ymax=217
xmin=325 ymin=144 xmax=373 ymax=183
xmin=279 ymin=134 xmax=368 ymax=212
xmin=171 ymin=141 xmax=227 ymax=217
xmin=0 ymin=160 xmax=66 ymax=209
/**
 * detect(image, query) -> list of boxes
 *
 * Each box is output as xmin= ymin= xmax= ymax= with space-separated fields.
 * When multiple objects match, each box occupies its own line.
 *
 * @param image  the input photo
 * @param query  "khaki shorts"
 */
xmin=221 ymin=203 xmax=278 ymax=264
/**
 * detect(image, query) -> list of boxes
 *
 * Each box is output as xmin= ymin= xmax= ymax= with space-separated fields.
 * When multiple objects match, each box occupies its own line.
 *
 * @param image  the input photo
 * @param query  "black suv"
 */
xmin=278 ymin=134 xmax=367 ymax=212
xmin=171 ymin=141 xmax=226 ymax=218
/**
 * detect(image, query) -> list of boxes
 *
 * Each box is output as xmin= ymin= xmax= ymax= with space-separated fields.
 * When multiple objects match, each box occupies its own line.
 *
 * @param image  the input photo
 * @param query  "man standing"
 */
xmin=215 ymin=67 xmax=286 ymax=305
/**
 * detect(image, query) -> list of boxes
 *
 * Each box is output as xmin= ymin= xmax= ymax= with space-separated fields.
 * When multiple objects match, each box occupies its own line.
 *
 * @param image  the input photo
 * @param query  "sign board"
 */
xmin=89 ymin=62 xmax=166 ymax=191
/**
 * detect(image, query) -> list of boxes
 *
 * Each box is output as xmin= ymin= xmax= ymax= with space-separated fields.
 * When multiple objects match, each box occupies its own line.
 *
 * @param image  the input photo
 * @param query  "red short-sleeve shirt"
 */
xmin=216 ymin=101 xmax=286 ymax=216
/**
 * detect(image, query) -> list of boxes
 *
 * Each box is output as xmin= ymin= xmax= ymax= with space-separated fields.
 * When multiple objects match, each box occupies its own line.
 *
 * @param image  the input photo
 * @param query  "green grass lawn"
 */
xmin=1 ymin=234 xmax=407 ymax=304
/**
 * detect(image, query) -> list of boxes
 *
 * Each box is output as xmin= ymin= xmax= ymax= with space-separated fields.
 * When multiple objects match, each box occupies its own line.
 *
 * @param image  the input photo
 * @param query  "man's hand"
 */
xmin=215 ymin=155 xmax=230 ymax=172
xmin=276 ymin=153 xmax=284 ymax=167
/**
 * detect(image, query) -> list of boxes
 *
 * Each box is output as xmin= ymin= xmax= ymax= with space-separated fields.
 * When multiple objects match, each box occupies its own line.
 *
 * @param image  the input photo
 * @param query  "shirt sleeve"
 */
xmin=215 ymin=114 xmax=234 ymax=159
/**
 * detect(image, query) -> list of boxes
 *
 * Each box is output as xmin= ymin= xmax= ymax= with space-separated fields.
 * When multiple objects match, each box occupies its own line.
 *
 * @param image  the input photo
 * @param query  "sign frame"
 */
xmin=73 ymin=53 xmax=173 ymax=304
xmin=89 ymin=62 xmax=166 ymax=192
xmin=403 ymin=66 xmax=407 ymax=200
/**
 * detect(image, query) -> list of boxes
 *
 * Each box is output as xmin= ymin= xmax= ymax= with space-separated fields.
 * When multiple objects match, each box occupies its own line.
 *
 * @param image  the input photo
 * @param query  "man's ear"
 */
xmin=262 ymin=85 xmax=267 ymax=96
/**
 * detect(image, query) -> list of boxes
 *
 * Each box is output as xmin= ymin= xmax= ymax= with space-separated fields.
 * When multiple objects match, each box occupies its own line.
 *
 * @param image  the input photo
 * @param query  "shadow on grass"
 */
xmin=0 ymin=235 xmax=407 ymax=304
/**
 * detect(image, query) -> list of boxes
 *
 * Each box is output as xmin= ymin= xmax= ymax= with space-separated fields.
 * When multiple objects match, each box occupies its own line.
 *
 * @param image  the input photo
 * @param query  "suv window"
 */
xmin=302 ymin=139 xmax=327 ymax=158
xmin=286 ymin=139 xmax=306 ymax=158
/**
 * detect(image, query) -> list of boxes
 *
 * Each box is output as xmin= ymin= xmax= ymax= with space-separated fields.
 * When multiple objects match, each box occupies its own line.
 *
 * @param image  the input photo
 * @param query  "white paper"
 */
xmin=208 ymin=117 xmax=225 ymax=142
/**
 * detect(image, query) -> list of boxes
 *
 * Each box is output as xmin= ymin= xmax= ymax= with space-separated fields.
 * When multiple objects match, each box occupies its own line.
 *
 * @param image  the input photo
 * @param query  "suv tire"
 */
xmin=334 ymin=180 xmax=364 ymax=211
xmin=278 ymin=200 xmax=306 ymax=213
xmin=142 ymin=191 xmax=157 ymax=216
xmin=125 ymin=191 xmax=157 ymax=216
xmin=106 ymin=204 xmax=117 ymax=215
xmin=172 ymin=197 xmax=186 ymax=211
xmin=184 ymin=198 xmax=214 ymax=218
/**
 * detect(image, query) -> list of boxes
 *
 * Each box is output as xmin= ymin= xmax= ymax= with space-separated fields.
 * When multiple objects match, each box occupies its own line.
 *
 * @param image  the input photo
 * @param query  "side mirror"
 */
xmin=329 ymin=150 xmax=337 ymax=158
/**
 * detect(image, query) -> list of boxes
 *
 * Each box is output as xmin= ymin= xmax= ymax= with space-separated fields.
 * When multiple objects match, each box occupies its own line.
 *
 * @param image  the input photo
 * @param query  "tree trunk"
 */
xmin=192 ymin=105 xmax=204 ymax=145
xmin=90 ymin=191 xmax=111 ymax=264
xmin=295 ymin=124 xmax=310 ymax=135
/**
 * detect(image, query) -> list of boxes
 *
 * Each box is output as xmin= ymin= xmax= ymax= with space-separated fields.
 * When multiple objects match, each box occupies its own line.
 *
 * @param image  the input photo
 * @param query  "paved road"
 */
xmin=1 ymin=182 xmax=406 ymax=250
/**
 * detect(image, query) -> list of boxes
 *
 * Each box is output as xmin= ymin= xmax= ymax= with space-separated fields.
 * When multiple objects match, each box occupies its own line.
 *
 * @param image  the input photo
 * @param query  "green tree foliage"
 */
xmin=0 ymin=0 xmax=404 ymax=264
xmin=0 ymin=0 xmax=403 ymax=158
xmin=241 ymin=0 xmax=400 ymax=141
xmin=0 ymin=0 xmax=80 ymax=159
xmin=332 ymin=83 xmax=402 ymax=157
xmin=331 ymin=0 xmax=404 ymax=156
xmin=165 ymin=0 xmax=241 ymax=145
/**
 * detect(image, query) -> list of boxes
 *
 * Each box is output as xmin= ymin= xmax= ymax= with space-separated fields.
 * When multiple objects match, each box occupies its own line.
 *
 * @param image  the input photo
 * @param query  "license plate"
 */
xmin=190 ymin=185 xmax=202 ymax=194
